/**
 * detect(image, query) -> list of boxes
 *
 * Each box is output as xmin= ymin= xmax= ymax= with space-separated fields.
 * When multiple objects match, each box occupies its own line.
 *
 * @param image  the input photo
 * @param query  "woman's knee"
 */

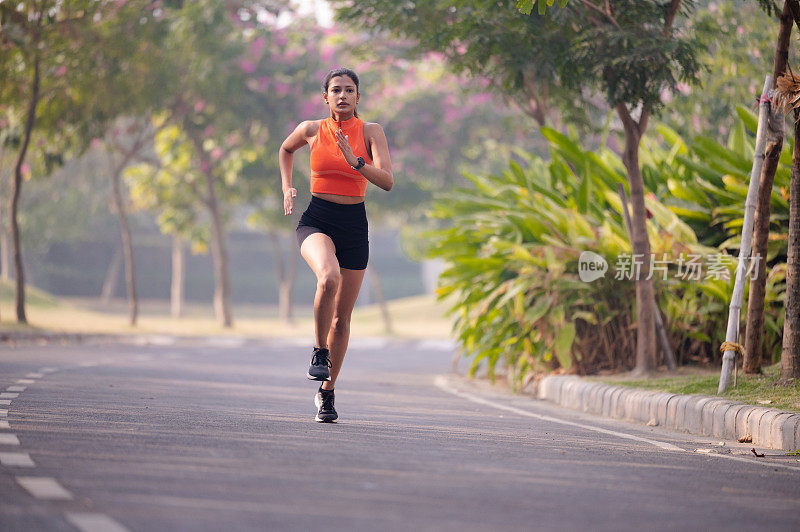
xmin=318 ymin=269 xmax=341 ymax=293
xmin=331 ymin=315 xmax=351 ymax=334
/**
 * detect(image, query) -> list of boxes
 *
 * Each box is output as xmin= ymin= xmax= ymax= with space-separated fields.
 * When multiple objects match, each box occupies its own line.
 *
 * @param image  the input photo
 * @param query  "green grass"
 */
xmin=0 ymin=279 xmax=59 ymax=308
xmin=0 ymin=279 xmax=454 ymax=339
xmin=594 ymin=364 xmax=800 ymax=412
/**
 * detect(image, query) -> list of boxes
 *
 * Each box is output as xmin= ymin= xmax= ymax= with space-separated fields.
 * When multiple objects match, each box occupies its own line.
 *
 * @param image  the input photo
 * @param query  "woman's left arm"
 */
xmin=336 ymin=123 xmax=393 ymax=191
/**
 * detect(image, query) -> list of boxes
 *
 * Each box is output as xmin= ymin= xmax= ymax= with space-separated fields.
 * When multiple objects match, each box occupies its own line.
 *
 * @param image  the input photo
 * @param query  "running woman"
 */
xmin=278 ymin=68 xmax=393 ymax=422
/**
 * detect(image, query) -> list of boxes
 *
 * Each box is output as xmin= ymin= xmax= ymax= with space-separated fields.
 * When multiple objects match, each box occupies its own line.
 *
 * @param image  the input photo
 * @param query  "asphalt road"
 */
xmin=1 ymin=336 xmax=799 ymax=531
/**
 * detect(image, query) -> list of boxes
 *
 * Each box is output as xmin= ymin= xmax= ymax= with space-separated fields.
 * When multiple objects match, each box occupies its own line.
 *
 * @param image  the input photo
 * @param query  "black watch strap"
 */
xmin=351 ymin=156 xmax=365 ymax=170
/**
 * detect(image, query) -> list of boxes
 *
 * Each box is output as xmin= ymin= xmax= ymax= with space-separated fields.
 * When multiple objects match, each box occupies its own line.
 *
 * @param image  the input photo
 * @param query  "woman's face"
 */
xmin=324 ymin=75 xmax=359 ymax=116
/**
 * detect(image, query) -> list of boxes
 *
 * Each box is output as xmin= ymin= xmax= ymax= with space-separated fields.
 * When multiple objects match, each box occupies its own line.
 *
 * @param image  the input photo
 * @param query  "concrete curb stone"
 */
xmin=758 ymin=410 xmax=783 ymax=447
xmin=735 ymin=406 xmax=758 ymax=441
xmin=672 ymin=395 xmax=692 ymax=431
xmin=699 ymin=399 xmax=731 ymax=437
xmin=536 ymin=375 xmax=800 ymax=451
xmin=656 ymin=393 xmax=675 ymax=426
xmin=724 ymin=404 xmax=746 ymax=441
xmin=746 ymin=407 xmax=776 ymax=446
xmin=712 ymin=402 xmax=736 ymax=440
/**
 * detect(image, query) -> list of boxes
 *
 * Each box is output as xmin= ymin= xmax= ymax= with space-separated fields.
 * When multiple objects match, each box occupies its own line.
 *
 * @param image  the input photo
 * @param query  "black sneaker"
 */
xmin=307 ymin=347 xmax=331 ymax=381
xmin=314 ymin=387 xmax=338 ymax=423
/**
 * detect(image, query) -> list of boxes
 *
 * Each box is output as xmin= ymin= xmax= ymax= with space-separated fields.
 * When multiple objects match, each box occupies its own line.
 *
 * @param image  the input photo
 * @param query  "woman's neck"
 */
xmin=330 ymin=111 xmax=355 ymax=122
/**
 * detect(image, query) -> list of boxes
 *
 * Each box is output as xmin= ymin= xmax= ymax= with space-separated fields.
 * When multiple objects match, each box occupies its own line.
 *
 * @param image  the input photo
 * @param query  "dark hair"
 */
xmin=322 ymin=68 xmax=360 ymax=118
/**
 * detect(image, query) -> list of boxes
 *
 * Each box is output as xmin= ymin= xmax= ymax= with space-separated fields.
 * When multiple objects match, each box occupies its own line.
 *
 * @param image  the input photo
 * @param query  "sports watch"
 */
xmin=350 ymin=156 xmax=366 ymax=170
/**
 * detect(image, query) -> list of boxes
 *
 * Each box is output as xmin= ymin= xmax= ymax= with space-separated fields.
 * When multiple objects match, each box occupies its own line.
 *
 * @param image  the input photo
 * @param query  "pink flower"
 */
xmin=301 ymin=100 xmax=317 ymax=117
xmin=736 ymin=26 xmax=744 ymax=35
xmin=54 ymin=66 xmax=67 ymax=77
xmin=274 ymin=81 xmax=289 ymax=97
xmin=225 ymin=132 xmax=240 ymax=146
xmin=274 ymin=32 xmax=288 ymax=47
xmin=194 ymin=100 xmax=206 ymax=113
xmin=426 ymin=52 xmax=445 ymax=62
xmin=250 ymin=37 xmax=267 ymax=59
xmin=470 ymin=94 xmax=492 ymax=105
xmin=203 ymin=125 xmax=215 ymax=138
xmin=210 ymin=147 xmax=224 ymax=161
xmin=676 ymin=82 xmax=691 ymax=95
xmin=321 ymin=43 xmax=335 ymax=63
xmin=91 ymin=138 xmax=102 ymax=148
xmin=239 ymin=60 xmax=256 ymax=74
xmin=21 ymin=163 xmax=30 ymax=175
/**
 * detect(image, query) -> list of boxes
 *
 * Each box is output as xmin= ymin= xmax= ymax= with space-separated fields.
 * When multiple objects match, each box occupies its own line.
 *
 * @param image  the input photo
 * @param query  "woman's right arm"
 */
xmin=279 ymin=121 xmax=315 ymax=216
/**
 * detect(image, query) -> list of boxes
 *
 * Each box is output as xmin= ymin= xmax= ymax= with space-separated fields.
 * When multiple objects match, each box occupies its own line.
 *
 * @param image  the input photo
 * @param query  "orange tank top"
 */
xmin=310 ymin=116 xmax=372 ymax=197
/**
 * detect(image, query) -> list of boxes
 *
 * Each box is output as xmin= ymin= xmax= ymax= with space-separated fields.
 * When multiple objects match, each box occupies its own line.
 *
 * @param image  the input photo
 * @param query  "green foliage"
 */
xmin=124 ymin=122 xmax=210 ymax=251
xmin=662 ymin=1 xmax=778 ymax=139
xmin=336 ymin=0 xmax=703 ymax=128
xmin=429 ymin=129 xmax=715 ymax=383
xmin=516 ymin=0 xmax=568 ymax=16
xmin=428 ymin=115 xmax=788 ymax=383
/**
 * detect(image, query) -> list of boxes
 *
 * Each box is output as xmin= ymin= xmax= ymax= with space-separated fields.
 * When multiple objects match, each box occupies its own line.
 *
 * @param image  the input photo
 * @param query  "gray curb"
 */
xmin=537 ymin=375 xmax=800 ymax=451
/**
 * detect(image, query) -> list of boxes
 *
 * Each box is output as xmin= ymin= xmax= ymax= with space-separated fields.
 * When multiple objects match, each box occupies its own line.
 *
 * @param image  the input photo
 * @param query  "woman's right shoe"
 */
xmin=314 ymin=387 xmax=338 ymax=422
xmin=307 ymin=347 xmax=331 ymax=381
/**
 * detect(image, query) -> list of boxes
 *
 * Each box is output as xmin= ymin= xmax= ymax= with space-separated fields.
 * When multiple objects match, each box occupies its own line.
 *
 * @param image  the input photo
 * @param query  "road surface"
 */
xmin=1 ymin=336 xmax=798 ymax=531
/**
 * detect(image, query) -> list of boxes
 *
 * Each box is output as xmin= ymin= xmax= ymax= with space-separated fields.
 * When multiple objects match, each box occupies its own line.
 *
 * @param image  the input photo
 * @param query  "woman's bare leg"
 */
xmin=322 ymin=267 xmax=366 ymax=391
xmin=300 ymin=233 xmax=340 ymax=349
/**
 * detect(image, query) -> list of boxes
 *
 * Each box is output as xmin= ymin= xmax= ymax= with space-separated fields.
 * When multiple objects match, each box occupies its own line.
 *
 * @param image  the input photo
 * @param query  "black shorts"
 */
xmin=296 ymin=196 xmax=369 ymax=270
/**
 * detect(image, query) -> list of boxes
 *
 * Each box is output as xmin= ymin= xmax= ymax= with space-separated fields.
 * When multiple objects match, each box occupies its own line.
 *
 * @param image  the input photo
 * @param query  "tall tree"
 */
xmin=0 ymin=0 xmax=121 ymax=323
xmin=744 ymin=0 xmax=793 ymax=374
xmin=147 ymin=0 xmax=292 ymax=327
xmin=777 ymin=72 xmax=800 ymax=382
xmin=337 ymin=0 xmax=702 ymax=373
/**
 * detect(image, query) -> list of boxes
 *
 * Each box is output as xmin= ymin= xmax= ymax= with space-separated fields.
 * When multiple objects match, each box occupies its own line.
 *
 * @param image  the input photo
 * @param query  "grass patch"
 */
xmin=0 ymin=279 xmax=454 ymax=339
xmin=594 ymin=364 xmax=800 ymax=412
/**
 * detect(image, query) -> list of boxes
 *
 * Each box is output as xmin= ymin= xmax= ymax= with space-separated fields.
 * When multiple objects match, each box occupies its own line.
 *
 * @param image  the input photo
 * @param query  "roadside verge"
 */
xmin=536 ymin=375 xmax=800 ymax=452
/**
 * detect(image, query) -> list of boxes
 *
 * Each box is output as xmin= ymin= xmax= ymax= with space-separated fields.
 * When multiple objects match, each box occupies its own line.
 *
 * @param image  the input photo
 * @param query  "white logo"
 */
xmin=578 ymin=251 xmax=608 ymax=282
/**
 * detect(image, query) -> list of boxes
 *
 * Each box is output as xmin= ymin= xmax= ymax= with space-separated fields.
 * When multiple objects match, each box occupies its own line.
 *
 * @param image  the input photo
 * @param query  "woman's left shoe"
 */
xmin=307 ymin=347 xmax=331 ymax=381
xmin=314 ymin=387 xmax=338 ymax=423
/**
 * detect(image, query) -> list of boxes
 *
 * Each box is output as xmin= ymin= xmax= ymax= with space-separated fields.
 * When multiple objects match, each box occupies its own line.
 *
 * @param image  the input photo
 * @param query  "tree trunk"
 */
xmin=171 ymin=233 xmax=185 ymax=319
xmin=719 ymin=76 xmax=772 ymax=393
xmin=206 ymin=183 xmax=232 ymax=328
xmin=368 ymin=263 xmax=393 ymax=335
xmin=617 ymin=184 xmax=676 ymax=370
xmin=110 ymin=155 xmax=138 ymax=327
xmin=743 ymin=130 xmax=782 ymax=372
xmin=780 ymin=109 xmax=800 ymax=382
xmin=282 ymin=240 xmax=299 ymax=323
xmin=616 ymin=105 xmax=656 ymax=374
xmin=268 ymin=231 xmax=298 ymax=325
xmin=185 ymin=128 xmax=233 ymax=328
xmin=11 ymin=52 xmax=41 ymax=324
xmin=100 ymin=245 xmax=122 ymax=305
xmin=0 ymin=223 xmax=9 ymax=281
xmin=744 ymin=0 xmax=792 ymax=374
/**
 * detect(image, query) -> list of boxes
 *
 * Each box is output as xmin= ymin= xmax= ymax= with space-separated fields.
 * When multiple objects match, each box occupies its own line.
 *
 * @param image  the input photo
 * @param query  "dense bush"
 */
xmin=428 ymin=117 xmax=787 ymax=385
